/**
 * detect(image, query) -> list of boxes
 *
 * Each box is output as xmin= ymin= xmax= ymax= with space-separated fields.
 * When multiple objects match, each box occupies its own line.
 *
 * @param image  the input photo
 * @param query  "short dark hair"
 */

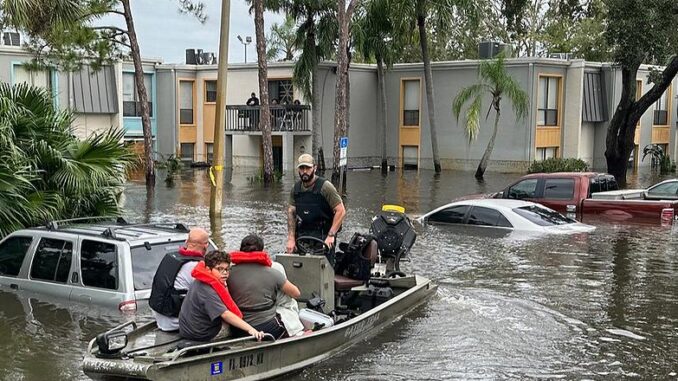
xmin=240 ymin=234 xmax=264 ymax=252
xmin=204 ymin=250 xmax=231 ymax=268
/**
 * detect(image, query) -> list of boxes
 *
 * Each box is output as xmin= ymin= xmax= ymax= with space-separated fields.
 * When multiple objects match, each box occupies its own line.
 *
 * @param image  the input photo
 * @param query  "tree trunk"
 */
xmin=312 ymin=67 xmax=321 ymax=165
xmin=605 ymin=56 xmax=678 ymax=186
xmin=416 ymin=3 xmax=441 ymax=173
xmin=121 ymin=0 xmax=154 ymax=186
xmin=377 ymin=57 xmax=388 ymax=172
xmin=476 ymin=103 xmax=500 ymax=179
xmin=254 ymin=0 xmax=273 ymax=183
xmin=333 ymin=0 xmax=357 ymax=183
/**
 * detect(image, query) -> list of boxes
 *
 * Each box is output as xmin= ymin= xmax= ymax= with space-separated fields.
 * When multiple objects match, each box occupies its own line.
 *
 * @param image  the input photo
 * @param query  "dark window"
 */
xmin=427 ymin=205 xmax=469 ymax=224
xmin=122 ymin=101 xmax=153 ymax=117
xmin=543 ymin=178 xmax=575 ymax=200
xmin=403 ymin=110 xmax=419 ymax=126
xmin=205 ymin=80 xmax=217 ymax=102
xmin=0 ymin=236 xmax=33 ymax=276
xmin=30 ymin=238 xmax=72 ymax=283
xmin=653 ymin=110 xmax=668 ymax=125
xmin=180 ymin=143 xmax=194 ymax=161
xmin=467 ymin=206 xmax=508 ymax=227
xmin=80 ymin=240 xmax=118 ymax=290
xmin=130 ymin=241 xmax=215 ymax=290
xmin=180 ymin=109 xmax=194 ymax=124
xmin=268 ymin=79 xmax=293 ymax=104
xmin=513 ymin=205 xmax=574 ymax=226
xmin=538 ymin=76 xmax=559 ymax=126
xmin=507 ymin=179 xmax=538 ymax=199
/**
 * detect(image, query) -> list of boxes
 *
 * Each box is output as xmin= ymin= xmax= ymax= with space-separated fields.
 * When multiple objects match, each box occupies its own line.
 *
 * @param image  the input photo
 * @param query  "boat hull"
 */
xmin=83 ymin=275 xmax=437 ymax=381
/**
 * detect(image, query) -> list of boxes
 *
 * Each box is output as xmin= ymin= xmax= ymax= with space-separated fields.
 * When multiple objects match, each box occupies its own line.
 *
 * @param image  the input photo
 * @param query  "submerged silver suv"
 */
xmin=0 ymin=219 xmax=214 ymax=312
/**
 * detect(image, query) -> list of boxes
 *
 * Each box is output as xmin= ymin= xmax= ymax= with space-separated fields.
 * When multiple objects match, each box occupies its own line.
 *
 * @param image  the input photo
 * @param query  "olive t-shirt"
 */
xmin=178 ymin=282 xmax=227 ymax=341
xmin=228 ymin=264 xmax=286 ymax=327
xmin=288 ymin=179 xmax=342 ymax=209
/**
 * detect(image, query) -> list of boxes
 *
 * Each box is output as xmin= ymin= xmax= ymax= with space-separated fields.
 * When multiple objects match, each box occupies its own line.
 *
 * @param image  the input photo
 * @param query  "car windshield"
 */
xmin=130 ymin=240 xmax=216 ymax=290
xmin=512 ymin=206 xmax=574 ymax=226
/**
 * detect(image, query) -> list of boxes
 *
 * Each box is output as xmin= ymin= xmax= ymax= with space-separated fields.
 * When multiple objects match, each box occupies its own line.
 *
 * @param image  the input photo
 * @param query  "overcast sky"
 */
xmin=104 ymin=0 xmax=285 ymax=64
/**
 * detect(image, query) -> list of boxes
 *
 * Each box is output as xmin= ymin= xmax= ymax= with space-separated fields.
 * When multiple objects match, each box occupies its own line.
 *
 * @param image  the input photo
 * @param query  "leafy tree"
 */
xmin=267 ymin=14 xmax=297 ymax=61
xmin=1 ymin=0 xmax=206 ymax=186
xmin=353 ymin=0 xmax=398 ymax=171
xmin=0 ymin=83 xmax=135 ymax=237
xmin=453 ymin=53 xmax=528 ymax=179
xmin=390 ymin=0 xmax=478 ymax=173
xmin=603 ymin=0 xmax=678 ymax=186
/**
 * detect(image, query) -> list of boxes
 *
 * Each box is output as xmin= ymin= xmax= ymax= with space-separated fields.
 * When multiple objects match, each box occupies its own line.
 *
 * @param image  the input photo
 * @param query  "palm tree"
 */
xmin=452 ymin=53 xmax=528 ymax=179
xmin=0 ymin=82 xmax=135 ymax=237
xmin=252 ymin=0 xmax=274 ymax=182
xmin=267 ymin=14 xmax=298 ymax=61
xmin=353 ymin=0 xmax=397 ymax=172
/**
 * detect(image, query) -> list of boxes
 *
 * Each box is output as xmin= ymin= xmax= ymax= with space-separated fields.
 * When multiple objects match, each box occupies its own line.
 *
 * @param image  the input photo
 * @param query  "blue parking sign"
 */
xmin=340 ymin=137 xmax=348 ymax=148
xmin=211 ymin=361 xmax=223 ymax=375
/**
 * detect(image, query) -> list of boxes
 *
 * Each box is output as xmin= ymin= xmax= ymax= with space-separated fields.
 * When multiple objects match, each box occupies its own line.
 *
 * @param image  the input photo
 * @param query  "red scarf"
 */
xmin=191 ymin=261 xmax=243 ymax=318
xmin=179 ymin=246 xmax=204 ymax=258
xmin=229 ymin=251 xmax=272 ymax=267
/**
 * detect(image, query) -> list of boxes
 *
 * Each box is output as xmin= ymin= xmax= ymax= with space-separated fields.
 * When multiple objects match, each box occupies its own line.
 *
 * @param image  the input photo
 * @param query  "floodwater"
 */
xmin=1 ymin=167 xmax=678 ymax=380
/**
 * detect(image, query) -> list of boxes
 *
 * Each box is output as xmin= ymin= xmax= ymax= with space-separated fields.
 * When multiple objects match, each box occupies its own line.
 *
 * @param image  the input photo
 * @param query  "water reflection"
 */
xmin=2 ymin=167 xmax=677 ymax=380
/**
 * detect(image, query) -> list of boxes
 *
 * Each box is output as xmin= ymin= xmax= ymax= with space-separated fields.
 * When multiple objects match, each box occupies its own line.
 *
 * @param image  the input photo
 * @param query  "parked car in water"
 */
xmin=416 ymin=199 xmax=596 ymax=234
xmin=644 ymin=179 xmax=678 ymax=200
xmin=0 ymin=219 xmax=215 ymax=312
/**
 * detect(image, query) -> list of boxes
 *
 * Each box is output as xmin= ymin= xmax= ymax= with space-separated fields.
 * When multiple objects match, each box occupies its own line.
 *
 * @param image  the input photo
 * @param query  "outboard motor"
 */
xmin=369 ymin=205 xmax=416 ymax=273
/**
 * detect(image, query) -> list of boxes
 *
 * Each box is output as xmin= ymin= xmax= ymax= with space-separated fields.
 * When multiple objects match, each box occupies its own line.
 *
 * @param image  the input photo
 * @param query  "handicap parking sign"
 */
xmin=340 ymin=137 xmax=348 ymax=148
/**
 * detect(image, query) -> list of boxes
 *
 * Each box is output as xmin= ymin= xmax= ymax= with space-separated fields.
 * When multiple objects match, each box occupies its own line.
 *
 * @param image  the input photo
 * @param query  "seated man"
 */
xmin=228 ymin=234 xmax=301 ymax=339
xmin=179 ymin=250 xmax=264 ymax=342
xmin=149 ymin=227 xmax=209 ymax=332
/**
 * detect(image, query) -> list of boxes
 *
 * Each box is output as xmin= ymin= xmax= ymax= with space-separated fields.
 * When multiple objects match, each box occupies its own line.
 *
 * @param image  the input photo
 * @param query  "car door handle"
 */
xmin=9 ymin=284 xmax=18 ymax=290
xmin=71 ymin=272 xmax=79 ymax=283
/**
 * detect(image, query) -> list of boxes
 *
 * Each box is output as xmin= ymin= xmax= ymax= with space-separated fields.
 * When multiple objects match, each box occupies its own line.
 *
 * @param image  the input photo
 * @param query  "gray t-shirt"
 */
xmin=228 ymin=264 xmax=286 ymax=327
xmin=178 ymin=281 xmax=227 ymax=341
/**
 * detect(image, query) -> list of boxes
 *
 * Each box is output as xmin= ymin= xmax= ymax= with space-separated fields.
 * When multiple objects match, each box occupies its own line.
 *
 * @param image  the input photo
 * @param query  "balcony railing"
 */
xmin=225 ymin=105 xmax=310 ymax=132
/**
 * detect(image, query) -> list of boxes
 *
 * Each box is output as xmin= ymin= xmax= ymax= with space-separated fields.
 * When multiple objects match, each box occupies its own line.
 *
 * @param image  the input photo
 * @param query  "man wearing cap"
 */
xmin=286 ymin=153 xmax=345 ymax=265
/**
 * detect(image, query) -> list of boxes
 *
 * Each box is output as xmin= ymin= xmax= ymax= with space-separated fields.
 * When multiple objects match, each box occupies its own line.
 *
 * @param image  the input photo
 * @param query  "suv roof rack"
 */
xmin=101 ymin=223 xmax=190 ymax=240
xmin=45 ymin=217 xmax=128 ymax=230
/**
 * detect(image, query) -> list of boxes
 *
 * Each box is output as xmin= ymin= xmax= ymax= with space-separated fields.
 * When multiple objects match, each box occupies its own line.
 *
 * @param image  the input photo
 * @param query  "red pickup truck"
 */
xmin=495 ymin=172 xmax=678 ymax=225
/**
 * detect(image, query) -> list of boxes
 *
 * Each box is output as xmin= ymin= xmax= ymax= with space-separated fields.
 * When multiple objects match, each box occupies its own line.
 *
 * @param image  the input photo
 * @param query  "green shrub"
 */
xmin=528 ymin=157 xmax=589 ymax=173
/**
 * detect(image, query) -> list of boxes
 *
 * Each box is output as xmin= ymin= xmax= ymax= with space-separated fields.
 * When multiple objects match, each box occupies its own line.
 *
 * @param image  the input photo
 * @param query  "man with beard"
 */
xmin=286 ymin=154 xmax=345 ymax=266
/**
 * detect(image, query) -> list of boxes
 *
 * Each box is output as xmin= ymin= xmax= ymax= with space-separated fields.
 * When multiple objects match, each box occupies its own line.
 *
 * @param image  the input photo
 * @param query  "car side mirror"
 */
xmin=494 ymin=191 xmax=504 ymax=199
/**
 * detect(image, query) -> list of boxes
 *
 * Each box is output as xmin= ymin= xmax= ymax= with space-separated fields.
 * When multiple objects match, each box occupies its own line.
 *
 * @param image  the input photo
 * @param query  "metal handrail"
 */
xmin=170 ymin=334 xmax=275 ymax=361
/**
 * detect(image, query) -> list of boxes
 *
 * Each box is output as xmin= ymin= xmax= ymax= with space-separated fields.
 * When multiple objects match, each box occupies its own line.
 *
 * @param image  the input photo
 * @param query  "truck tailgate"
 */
xmin=581 ymin=199 xmax=678 ymax=224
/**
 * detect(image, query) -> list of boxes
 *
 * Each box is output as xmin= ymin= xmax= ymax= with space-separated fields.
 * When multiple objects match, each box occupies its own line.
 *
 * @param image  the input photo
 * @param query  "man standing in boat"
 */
xmin=149 ymin=227 xmax=210 ymax=332
xmin=286 ymin=153 xmax=346 ymax=266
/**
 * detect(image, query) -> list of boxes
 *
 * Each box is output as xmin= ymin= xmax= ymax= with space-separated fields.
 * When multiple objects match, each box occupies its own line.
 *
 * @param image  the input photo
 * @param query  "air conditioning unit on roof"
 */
xmin=548 ymin=52 xmax=574 ymax=60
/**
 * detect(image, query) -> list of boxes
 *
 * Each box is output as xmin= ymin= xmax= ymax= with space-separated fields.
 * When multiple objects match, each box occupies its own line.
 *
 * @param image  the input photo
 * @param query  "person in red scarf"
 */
xmin=179 ymin=250 xmax=264 ymax=342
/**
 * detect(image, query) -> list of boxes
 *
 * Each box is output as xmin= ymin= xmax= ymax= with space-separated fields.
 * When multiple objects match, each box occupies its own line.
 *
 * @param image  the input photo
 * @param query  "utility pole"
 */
xmin=210 ymin=0 xmax=231 ymax=217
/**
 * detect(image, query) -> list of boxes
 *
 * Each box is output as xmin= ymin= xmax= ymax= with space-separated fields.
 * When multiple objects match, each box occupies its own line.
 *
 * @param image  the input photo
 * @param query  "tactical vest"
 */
xmin=293 ymin=177 xmax=334 ymax=239
xmin=148 ymin=252 xmax=200 ymax=317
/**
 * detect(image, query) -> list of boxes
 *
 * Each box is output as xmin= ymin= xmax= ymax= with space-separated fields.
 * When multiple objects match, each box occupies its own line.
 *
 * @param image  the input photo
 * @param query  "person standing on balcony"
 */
xmin=286 ymin=154 xmax=346 ymax=267
xmin=246 ymin=92 xmax=260 ymax=130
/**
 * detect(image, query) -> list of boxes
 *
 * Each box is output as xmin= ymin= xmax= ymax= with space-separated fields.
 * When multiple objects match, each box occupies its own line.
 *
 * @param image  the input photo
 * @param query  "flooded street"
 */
xmin=2 ymin=168 xmax=678 ymax=380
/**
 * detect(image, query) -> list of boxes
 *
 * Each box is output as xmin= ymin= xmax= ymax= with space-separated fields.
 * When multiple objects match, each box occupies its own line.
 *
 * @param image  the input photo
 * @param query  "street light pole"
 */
xmin=237 ymin=34 xmax=252 ymax=63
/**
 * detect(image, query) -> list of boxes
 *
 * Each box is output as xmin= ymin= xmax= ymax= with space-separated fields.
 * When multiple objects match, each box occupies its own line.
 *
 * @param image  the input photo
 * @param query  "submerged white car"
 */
xmin=417 ymin=199 xmax=596 ymax=234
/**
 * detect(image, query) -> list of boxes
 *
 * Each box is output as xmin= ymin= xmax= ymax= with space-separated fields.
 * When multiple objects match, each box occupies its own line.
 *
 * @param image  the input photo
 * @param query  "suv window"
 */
xmin=130 ymin=241 xmax=184 ymax=290
xmin=427 ymin=205 xmax=469 ymax=224
xmin=0 ymin=236 xmax=33 ymax=276
xmin=30 ymin=238 xmax=73 ymax=283
xmin=81 ymin=240 xmax=119 ymax=290
xmin=507 ymin=179 xmax=538 ymax=199
xmin=513 ymin=206 xmax=574 ymax=226
xmin=467 ymin=206 xmax=512 ymax=227
xmin=543 ymin=178 xmax=575 ymax=200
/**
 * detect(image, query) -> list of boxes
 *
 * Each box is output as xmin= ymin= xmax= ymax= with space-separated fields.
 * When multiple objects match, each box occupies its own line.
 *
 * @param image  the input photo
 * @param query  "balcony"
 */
xmin=225 ymin=105 xmax=311 ymax=133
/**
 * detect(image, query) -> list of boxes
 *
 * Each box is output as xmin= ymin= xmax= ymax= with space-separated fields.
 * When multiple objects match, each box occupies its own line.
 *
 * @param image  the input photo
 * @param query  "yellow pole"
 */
xmin=210 ymin=0 xmax=231 ymax=217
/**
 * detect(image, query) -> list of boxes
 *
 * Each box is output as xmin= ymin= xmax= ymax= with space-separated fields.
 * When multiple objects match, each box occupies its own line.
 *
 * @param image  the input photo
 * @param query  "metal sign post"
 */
xmin=339 ymin=137 xmax=348 ymax=194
